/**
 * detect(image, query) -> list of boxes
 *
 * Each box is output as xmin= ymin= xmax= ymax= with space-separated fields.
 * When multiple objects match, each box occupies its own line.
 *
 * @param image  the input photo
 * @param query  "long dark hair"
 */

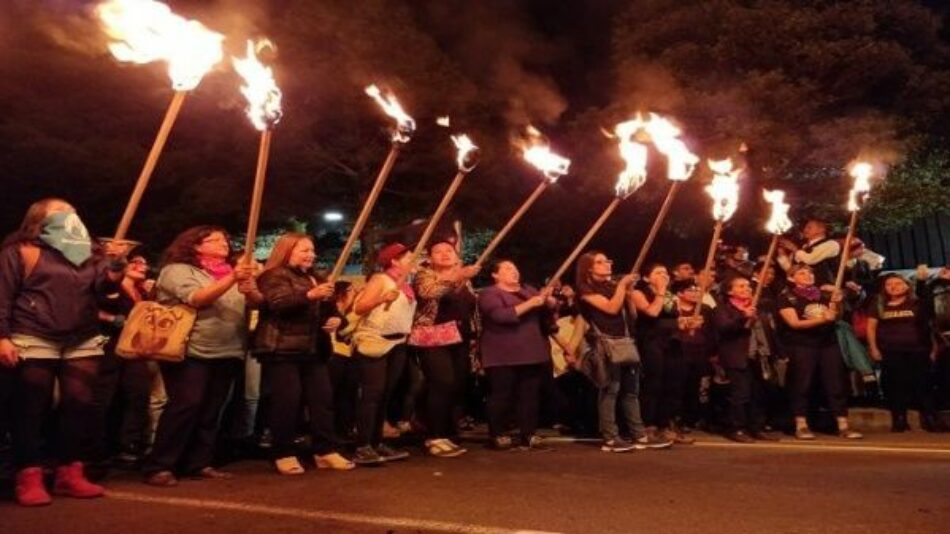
xmin=575 ymin=250 xmax=610 ymax=297
xmin=2 ymin=197 xmax=71 ymax=248
xmin=161 ymin=225 xmax=230 ymax=268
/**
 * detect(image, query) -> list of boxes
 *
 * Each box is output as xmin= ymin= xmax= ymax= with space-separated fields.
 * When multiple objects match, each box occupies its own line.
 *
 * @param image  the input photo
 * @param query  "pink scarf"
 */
xmin=729 ymin=296 xmax=753 ymax=312
xmin=385 ymin=268 xmax=415 ymax=302
xmin=199 ymin=257 xmax=233 ymax=281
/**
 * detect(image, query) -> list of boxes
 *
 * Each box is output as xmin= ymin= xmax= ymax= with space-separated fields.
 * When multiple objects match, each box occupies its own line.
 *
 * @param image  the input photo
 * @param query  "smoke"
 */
xmin=418 ymin=0 xmax=568 ymax=129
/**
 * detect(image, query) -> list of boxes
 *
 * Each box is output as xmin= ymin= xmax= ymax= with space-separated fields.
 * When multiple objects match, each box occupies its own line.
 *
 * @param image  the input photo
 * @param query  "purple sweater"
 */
xmin=0 ymin=242 xmax=117 ymax=343
xmin=477 ymin=285 xmax=553 ymax=369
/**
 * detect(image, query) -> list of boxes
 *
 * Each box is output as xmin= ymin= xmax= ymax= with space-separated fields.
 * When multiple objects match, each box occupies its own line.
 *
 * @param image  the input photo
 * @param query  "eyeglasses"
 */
xmin=129 ymin=259 xmax=148 ymax=267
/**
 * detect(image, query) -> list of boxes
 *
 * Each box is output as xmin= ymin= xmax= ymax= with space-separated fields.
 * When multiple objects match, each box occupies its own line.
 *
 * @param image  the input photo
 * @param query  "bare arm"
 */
xmin=778 ymin=307 xmax=831 ymax=330
xmin=866 ymin=317 xmax=881 ymax=360
xmin=632 ymin=289 xmax=665 ymax=318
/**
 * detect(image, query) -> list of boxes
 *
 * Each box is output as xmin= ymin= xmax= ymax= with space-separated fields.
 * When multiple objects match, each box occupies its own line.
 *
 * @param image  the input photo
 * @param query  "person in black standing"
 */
xmin=866 ymin=271 xmax=940 ymax=432
xmin=714 ymin=276 xmax=780 ymax=442
xmin=632 ymin=263 xmax=692 ymax=444
xmin=670 ymin=279 xmax=715 ymax=433
xmin=94 ymin=251 xmax=155 ymax=468
xmin=777 ymin=264 xmax=861 ymax=440
xmin=253 ymin=233 xmax=354 ymax=474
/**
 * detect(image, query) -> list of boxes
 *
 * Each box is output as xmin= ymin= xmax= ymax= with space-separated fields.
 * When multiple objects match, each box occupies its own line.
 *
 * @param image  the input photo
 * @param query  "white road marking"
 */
xmin=692 ymin=440 xmax=950 ymax=455
xmin=106 ymin=490 xmax=563 ymax=534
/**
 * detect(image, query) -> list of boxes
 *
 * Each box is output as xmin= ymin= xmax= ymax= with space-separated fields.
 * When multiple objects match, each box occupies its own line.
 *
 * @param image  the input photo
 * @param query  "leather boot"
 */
xmin=53 ymin=462 xmax=105 ymax=498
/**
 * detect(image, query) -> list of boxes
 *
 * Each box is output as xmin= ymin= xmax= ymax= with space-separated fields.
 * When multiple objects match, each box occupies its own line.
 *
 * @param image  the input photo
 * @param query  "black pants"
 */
xmin=328 ymin=354 xmax=359 ymax=438
xmin=725 ymin=365 xmax=766 ymax=433
xmin=142 ymin=357 xmax=240 ymax=475
xmin=0 ymin=366 xmax=14 ymax=445
xmin=13 ymin=357 xmax=100 ymax=468
xmin=937 ymin=345 xmax=950 ymax=411
xmin=788 ymin=342 xmax=847 ymax=418
xmin=485 ymin=363 xmax=546 ymax=442
xmin=418 ymin=343 xmax=470 ymax=439
xmin=93 ymin=350 xmax=152 ymax=458
xmin=640 ymin=336 xmax=687 ymax=429
xmin=881 ymin=350 xmax=934 ymax=415
xmin=264 ymin=358 xmax=338 ymax=457
xmin=680 ymin=343 xmax=711 ymax=427
xmin=355 ymin=344 xmax=407 ymax=447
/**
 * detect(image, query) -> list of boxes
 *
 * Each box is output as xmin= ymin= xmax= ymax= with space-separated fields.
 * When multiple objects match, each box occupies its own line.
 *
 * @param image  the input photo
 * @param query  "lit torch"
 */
xmin=750 ymin=189 xmax=793 ymax=309
xmin=694 ymin=158 xmax=742 ymax=321
xmin=97 ymin=0 xmax=224 ymax=241
xmin=475 ymin=126 xmax=569 ymax=266
xmin=233 ymin=39 xmax=283 ymax=264
xmin=329 ymin=85 xmax=416 ymax=280
xmin=411 ymin=134 xmax=480 ymax=259
xmin=834 ymin=161 xmax=876 ymax=289
xmin=545 ymin=120 xmax=653 ymax=290
xmin=629 ymin=113 xmax=698 ymax=274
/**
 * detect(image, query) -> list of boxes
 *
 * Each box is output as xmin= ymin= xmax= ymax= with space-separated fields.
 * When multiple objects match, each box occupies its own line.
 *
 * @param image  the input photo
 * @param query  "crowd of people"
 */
xmin=1 ymin=197 xmax=949 ymax=507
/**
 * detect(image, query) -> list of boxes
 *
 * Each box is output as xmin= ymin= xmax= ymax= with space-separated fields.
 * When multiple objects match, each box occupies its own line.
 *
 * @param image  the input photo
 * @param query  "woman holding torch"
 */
xmin=253 ymin=233 xmax=354 ymax=474
xmin=631 ymin=264 xmax=692 ymax=444
xmin=411 ymin=238 xmax=479 ymax=458
xmin=777 ymin=264 xmax=861 ymax=440
xmin=575 ymin=252 xmax=672 ymax=452
xmin=350 ymin=243 xmax=417 ymax=465
xmin=142 ymin=226 xmax=260 ymax=486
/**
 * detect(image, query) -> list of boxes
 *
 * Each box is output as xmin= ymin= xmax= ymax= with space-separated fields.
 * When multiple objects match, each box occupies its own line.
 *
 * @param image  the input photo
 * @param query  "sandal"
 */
xmin=315 ymin=452 xmax=355 ymax=471
xmin=274 ymin=456 xmax=305 ymax=475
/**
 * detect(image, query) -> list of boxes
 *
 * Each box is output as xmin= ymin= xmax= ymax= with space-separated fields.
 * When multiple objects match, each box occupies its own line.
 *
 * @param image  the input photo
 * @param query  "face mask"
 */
xmin=39 ymin=211 xmax=92 ymax=267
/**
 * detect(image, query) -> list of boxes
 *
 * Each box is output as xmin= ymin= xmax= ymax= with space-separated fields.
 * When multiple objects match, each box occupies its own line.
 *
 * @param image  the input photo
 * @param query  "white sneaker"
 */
xmin=426 ymin=438 xmax=467 ymax=458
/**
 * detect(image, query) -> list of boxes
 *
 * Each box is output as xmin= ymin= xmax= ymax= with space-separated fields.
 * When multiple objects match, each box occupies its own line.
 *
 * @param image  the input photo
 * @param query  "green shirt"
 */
xmin=156 ymin=263 xmax=246 ymax=359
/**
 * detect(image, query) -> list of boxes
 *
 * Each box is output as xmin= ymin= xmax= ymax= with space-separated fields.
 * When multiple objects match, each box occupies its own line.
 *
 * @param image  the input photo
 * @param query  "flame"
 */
xmin=96 ymin=0 xmax=224 ymax=91
xmin=519 ymin=126 xmax=571 ymax=182
xmin=763 ymin=189 xmax=792 ymax=235
xmin=436 ymin=116 xmax=451 ymax=127
xmin=644 ymin=114 xmax=699 ymax=181
xmin=365 ymin=84 xmax=416 ymax=143
xmin=705 ymin=158 xmax=741 ymax=222
xmin=847 ymin=161 xmax=873 ymax=212
xmin=232 ymin=40 xmax=283 ymax=131
xmin=613 ymin=116 xmax=649 ymax=197
xmin=452 ymin=134 xmax=479 ymax=172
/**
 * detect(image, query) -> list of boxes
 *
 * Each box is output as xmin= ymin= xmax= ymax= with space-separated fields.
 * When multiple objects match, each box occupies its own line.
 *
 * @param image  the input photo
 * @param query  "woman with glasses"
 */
xmin=142 ymin=226 xmax=261 ymax=486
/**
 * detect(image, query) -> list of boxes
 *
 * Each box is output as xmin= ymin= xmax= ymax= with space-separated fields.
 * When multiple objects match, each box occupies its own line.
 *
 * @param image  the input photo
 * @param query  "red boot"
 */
xmin=16 ymin=467 xmax=52 ymax=507
xmin=53 ymin=462 xmax=104 ymax=499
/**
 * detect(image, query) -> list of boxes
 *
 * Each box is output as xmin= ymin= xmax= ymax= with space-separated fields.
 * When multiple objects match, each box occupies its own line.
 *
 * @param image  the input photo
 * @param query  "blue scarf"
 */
xmin=39 ymin=212 xmax=92 ymax=267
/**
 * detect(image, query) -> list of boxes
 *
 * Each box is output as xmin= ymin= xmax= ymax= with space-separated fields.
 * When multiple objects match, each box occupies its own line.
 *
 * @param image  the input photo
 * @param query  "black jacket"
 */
xmin=253 ymin=266 xmax=342 ymax=358
xmin=0 ymin=241 xmax=117 ymax=343
xmin=713 ymin=302 xmax=755 ymax=370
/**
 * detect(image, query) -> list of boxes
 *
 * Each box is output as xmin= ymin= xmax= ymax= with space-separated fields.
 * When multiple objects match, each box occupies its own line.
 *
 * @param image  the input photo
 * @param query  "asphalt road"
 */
xmin=3 ymin=432 xmax=949 ymax=534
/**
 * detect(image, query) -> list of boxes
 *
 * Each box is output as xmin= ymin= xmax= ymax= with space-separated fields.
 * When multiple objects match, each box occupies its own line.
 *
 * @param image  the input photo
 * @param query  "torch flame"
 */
xmin=763 ymin=189 xmax=792 ymax=235
xmin=232 ymin=40 xmax=283 ymax=131
xmin=452 ymin=134 xmax=479 ymax=172
xmin=96 ymin=0 xmax=224 ymax=91
xmin=705 ymin=158 xmax=741 ymax=222
xmin=613 ymin=116 xmax=649 ymax=197
xmin=847 ymin=161 xmax=873 ymax=212
xmin=519 ymin=126 xmax=571 ymax=182
xmin=365 ymin=84 xmax=416 ymax=143
xmin=644 ymin=114 xmax=699 ymax=181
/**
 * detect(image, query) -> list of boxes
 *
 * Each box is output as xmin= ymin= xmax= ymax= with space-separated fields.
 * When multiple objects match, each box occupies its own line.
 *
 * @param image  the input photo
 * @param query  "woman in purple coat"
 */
xmin=478 ymin=260 xmax=557 ymax=451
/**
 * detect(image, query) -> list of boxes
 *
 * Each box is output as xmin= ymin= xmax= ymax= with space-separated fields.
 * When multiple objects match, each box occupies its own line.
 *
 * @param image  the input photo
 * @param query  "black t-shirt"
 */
xmin=435 ymin=285 xmax=477 ymax=338
xmin=777 ymin=288 xmax=837 ymax=347
xmin=871 ymin=298 xmax=930 ymax=353
xmin=579 ymin=281 xmax=629 ymax=337
xmin=635 ymin=285 xmax=678 ymax=340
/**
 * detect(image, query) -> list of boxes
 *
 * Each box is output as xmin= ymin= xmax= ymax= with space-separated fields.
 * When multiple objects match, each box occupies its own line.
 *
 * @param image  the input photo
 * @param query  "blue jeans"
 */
xmin=598 ymin=363 xmax=646 ymax=440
